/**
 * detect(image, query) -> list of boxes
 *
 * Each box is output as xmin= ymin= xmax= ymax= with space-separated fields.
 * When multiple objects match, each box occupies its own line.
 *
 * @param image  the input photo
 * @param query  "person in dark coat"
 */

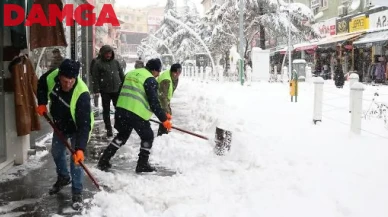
xmin=334 ymin=58 xmax=345 ymax=88
xmin=92 ymin=45 xmax=125 ymax=137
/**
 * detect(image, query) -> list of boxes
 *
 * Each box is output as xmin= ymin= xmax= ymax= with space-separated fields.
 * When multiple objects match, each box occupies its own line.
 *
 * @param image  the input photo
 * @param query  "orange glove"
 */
xmin=73 ymin=150 xmax=84 ymax=165
xmin=162 ymin=120 xmax=172 ymax=131
xmin=36 ymin=105 xmax=47 ymax=116
xmin=166 ymin=113 xmax=172 ymax=121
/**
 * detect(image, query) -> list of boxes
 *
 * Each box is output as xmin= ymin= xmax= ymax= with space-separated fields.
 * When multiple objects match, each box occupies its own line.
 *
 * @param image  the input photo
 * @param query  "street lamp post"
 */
xmin=239 ymin=0 xmax=245 ymax=86
xmin=288 ymin=0 xmax=292 ymax=80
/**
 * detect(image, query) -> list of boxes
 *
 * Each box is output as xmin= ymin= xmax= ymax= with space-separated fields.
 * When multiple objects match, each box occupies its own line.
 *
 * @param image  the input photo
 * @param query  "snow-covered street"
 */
xmin=78 ymin=78 xmax=388 ymax=217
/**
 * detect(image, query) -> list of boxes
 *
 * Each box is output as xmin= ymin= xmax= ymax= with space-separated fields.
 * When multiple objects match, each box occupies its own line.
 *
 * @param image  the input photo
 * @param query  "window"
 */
xmin=311 ymin=0 xmax=320 ymax=8
xmin=321 ymin=0 xmax=328 ymax=9
xmin=124 ymin=15 xmax=129 ymax=20
xmin=137 ymin=17 xmax=141 ymax=21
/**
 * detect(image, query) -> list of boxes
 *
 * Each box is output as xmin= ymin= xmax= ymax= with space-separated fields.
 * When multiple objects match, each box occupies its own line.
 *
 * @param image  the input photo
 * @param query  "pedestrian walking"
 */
xmin=92 ymin=45 xmax=125 ymax=137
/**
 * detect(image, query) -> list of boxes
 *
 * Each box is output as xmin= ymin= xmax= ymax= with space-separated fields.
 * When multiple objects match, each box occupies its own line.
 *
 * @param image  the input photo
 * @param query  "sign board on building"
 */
xmin=312 ymin=18 xmax=336 ymax=37
xmin=147 ymin=16 xmax=163 ymax=26
xmin=369 ymin=9 xmax=388 ymax=29
xmin=336 ymin=17 xmax=350 ymax=34
xmin=349 ymin=15 xmax=369 ymax=32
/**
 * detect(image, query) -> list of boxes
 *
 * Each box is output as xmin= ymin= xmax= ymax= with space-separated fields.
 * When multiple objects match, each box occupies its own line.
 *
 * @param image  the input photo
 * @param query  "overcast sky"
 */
xmin=115 ymin=0 xmax=204 ymax=14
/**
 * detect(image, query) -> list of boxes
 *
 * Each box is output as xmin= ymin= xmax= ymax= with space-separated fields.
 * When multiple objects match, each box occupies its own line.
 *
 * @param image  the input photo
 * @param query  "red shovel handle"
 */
xmin=43 ymin=113 xmax=101 ymax=191
xmin=150 ymin=119 xmax=209 ymax=140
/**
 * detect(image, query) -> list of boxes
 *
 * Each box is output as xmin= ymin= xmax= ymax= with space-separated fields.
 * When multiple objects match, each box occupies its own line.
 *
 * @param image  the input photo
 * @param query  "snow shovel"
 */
xmin=150 ymin=119 xmax=232 ymax=156
xmin=43 ymin=113 xmax=101 ymax=191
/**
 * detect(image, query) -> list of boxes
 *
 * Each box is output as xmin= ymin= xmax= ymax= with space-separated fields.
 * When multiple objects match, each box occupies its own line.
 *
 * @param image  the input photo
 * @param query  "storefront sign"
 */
xmin=312 ymin=18 xmax=336 ymax=38
xmin=349 ymin=16 xmax=369 ymax=32
xmin=369 ymin=10 xmax=388 ymax=29
xmin=336 ymin=17 xmax=350 ymax=34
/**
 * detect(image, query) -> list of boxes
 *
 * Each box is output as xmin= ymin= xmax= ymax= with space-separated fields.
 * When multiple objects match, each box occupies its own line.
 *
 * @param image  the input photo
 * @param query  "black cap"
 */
xmin=58 ymin=59 xmax=81 ymax=78
xmin=146 ymin=58 xmax=162 ymax=72
xmin=170 ymin=63 xmax=182 ymax=73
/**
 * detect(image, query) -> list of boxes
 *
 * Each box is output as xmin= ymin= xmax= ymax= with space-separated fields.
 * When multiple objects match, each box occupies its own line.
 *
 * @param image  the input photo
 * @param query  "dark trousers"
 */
xmin=101 ymin=92 xmax=119 ymax=130
xmin=109 ymin=109 xmax=154 ymax=158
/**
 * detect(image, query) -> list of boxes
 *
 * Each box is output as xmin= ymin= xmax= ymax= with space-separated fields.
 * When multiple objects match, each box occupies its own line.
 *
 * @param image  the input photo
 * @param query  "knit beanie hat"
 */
xmin=58 ymin=59 xmax=81 ymax=78
xmin=146 ymin=58 xmax=162 ymax=72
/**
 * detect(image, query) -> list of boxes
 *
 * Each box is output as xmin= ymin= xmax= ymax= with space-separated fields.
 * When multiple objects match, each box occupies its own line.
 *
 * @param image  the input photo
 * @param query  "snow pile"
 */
xmin=79 ymin=79 xmax=388 ymax=217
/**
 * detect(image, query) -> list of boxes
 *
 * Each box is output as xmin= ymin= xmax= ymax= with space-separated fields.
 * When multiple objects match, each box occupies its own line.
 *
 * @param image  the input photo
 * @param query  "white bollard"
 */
xmin=349 ymin=73 xmax=359 ymax=113
xmin=313 ymin=77 xmax=324 ymax=124
xmin=350 ymin=82 xmax=364 ymax=134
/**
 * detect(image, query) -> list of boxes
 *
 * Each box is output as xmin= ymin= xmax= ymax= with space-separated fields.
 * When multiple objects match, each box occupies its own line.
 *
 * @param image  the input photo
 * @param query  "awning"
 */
xmin=316 ymin=32 xmax=364 ymax=48
xmin=277 ymin=41 xmax=319 ymax=54
xmin=294 ymin=41 xmax=319 ymax=51
xmin=353 ymin=29 xmax=388 ymax=47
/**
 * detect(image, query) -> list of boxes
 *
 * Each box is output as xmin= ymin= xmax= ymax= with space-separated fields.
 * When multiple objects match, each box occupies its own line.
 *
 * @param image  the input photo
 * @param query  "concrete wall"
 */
xmin=1 ymin=28 xmax=31 ymax=168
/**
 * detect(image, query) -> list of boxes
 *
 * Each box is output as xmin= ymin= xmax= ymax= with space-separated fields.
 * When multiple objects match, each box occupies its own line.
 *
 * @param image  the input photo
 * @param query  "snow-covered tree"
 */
xmin=139 ymin=0 xmax=205 ymax=63
xmin=199 ymin=0 xmax=319 ymax=65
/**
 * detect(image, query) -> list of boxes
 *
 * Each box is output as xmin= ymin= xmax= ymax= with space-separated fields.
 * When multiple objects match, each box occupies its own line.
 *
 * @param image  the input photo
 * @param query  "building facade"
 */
xmin=115 ymin=7 xmax=149 ymax=33
xmin=147 ymin=6 xmax=164 ymax=34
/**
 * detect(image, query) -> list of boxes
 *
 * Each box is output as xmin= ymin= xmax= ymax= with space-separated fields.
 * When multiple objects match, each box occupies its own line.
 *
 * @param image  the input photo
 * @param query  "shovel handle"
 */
xmin=150 ymin=119 xmax=209 ymax=140
xmin=43 ymin=113 xmax=101 ymax=191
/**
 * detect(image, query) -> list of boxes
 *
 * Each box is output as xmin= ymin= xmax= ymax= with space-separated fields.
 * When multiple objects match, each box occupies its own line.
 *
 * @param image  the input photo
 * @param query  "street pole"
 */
xmin=288 ymin=0 xmax=292 ymax=81
xmin=239 ymin=0 xmax=244 ymax=86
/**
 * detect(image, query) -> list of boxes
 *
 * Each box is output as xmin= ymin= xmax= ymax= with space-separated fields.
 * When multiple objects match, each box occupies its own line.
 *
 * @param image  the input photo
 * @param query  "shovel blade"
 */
xmin=214 ymin=127 xmax=232 ymax=156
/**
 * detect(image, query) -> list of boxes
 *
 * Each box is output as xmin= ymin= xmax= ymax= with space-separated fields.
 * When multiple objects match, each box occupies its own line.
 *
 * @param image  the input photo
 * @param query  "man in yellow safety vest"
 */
xmin=97 ymin=58 xmax=172 ymax=173
xmin=157 ymin=63 xmax=182 ymax=136
xmin=36 ymin=59 xmax=94 ymax=210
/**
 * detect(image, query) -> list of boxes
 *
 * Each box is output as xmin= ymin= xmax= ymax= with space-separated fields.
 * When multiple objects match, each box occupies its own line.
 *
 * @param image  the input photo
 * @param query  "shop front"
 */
xmin=352 ymin=9 xmax=388 ymax=82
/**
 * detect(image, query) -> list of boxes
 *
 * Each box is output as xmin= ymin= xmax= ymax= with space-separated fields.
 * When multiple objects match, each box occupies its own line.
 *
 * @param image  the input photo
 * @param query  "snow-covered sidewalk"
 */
xmin=79 ymin=79 xmax=388 ymax=217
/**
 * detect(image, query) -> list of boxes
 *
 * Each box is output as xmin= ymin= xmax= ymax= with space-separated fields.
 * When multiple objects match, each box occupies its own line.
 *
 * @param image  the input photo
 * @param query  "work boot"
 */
xmin=135 ymin=154 xmax=156 ymax=173
xmin=71 ymin=193 xmax=83 ymax=211
xmin=48 ymin=175 xmax=71 ymax=195
xmin=97 ymin=145 xmax=118 ymax=171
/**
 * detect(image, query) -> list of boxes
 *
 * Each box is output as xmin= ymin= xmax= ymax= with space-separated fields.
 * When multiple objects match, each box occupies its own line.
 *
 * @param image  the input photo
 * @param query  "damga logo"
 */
xmin=4 ymin=4 xmax=120 ymax=27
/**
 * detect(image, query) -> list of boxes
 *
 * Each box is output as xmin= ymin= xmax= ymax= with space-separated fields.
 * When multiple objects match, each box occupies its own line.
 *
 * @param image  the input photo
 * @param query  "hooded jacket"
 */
xmin=92 ymin=45 xmax=124 ymax=93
